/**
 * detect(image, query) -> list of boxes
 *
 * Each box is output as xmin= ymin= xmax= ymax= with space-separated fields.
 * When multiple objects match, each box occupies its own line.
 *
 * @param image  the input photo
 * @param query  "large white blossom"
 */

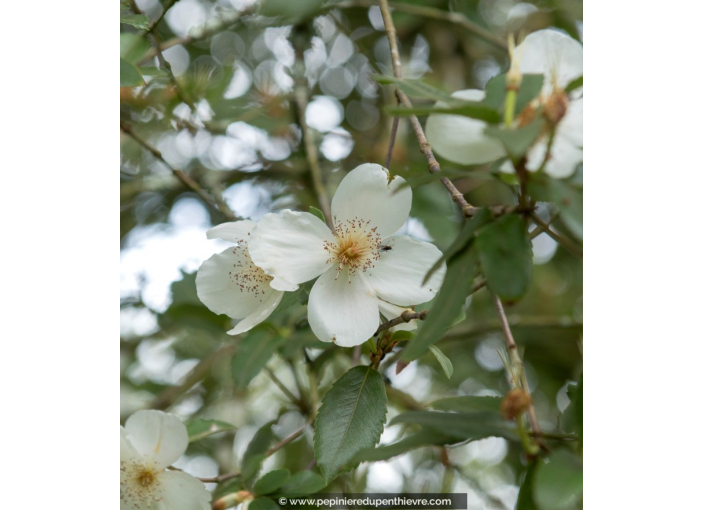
xmin=248 ymin=163 xmax=446 ymax=347
xmin=196 ymin=220 xmax=284 ymax=335
xmin=120 ymin=410 xmax=210 ymax=510
xmin=425 ymin=29 xmax=583 ymax=178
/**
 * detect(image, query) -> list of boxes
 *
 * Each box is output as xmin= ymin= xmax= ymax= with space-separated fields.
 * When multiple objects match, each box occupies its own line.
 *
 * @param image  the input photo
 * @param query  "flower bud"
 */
xmin=501 ymin=388 xmax=532 ymax=420
xmin=544 ymin=90 xmax=569 ymax=125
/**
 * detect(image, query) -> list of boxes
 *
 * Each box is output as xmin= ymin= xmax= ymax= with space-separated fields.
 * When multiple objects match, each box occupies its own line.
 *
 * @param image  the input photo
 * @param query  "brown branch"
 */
xmin=120 ymin=121 xmax=237 ymax=221
xmin=530 ymin=211 xmax=583 ymax=258
xmin=375 ymin=309 xmax=427 ymax=336
xmin=378 ymin=0 xmax=472 ymax=217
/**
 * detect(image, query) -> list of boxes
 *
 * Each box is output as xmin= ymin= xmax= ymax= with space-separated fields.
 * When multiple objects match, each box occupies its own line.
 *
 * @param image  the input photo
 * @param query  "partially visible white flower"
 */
xmin=196 ymin=220 xmax=284 ymax=335
xmin=248 ymin=163 xmax=446 ymax=347
xmin=426 ymin=29 xmax=583 ymax=178
xmin=120 ymin=410 xmax=210 ymax=510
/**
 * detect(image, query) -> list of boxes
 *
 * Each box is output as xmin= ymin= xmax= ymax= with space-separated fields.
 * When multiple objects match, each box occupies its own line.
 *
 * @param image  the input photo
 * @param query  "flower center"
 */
xmin=229 ymin=239 xmax=273 ymax=302
xmin=137 ymin=468 xmax=157 ymax=487
xmin=324 ymin=218 xmax=382 ymax=278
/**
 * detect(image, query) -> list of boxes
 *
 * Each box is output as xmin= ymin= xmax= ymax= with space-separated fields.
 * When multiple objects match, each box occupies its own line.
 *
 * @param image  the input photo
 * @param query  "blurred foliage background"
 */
xmin=120 ymin=1 xmax=583 ymax=508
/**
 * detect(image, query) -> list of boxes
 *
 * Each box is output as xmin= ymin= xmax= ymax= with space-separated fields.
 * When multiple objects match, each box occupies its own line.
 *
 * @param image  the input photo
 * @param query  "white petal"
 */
xmin=124 ymin=410 xmax=188 ymax=469
xmin=249 ymin=211 xmax=334 ymax=289
xmin=557 ymin=97 xmax=582 ymax=146
xmin=228 ymin=287 xmax=284 ymax=335
xmin=366 ymin=236 xmax=446 ymax=306
xmin=206 ymin=220 xmax=256 ymax=244
xmin=196 ymin=247 xmax=277 ymax=320
xmin=120 ymin=426 xmax=142 ymax=465
xmin=307 ymin=268 xmax=379 ymax=347
xmin=331 ymin=163 xmax=412 ymax=239
xmin=526 ymin=133 xmax=582 ymax=179
xmin=425 ymin=89 xmax=506 ymax=166
xmin=377 ymin=300 xmax=418 ymax=332
xmin=517 ymin=29 xmax=583 ymax=93
xmin=156 ymin=470 xmax=211 ymax=510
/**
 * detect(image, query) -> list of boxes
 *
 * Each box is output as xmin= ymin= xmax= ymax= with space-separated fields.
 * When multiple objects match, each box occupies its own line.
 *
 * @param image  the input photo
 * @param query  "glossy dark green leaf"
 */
xmin=309 ymin=206 xmax=326 ymax=224
xmin=353 ymin=428 xmax=459 ymax=463
xmin=231 ymin=328 xmax=285 ymax=389
xmin=242 ymin=421 xmax=276 ymax=486
xmin=120 ymin=58 xmax=144 ymax=87
xmin=564 ymin=76 xmax=583 ymax=94
xmin=516 ymin=460 xmax=539 ymax=510
xmin=485 ymin=118 xmax=546 ymax=162
xmin=254 ymin=469 xmax=291 ymax=495
xmin=476 ymin=214 xmax=533 ymax=301
xmin=389 ymin=411 xmax=513 ymax=440
xmin=120 ymin=12 xmax=149 ymax=30
xmin=403 ymin=247 xmax=478 ymax=361
xmin=249 ymin=497 xmax=280 ymax=510
xmin=186 ymin=418 xmax=237 ymax=442
xmin=279 ymin=471 xmax=327 ymax=495
xmin=533 ymin=450 xmax=583 ymax=510
xmin=429 ymin=396 xmax=502 ymax=413
xmin=313 ymin=365 xmax=387 ymax=482
xmin=429 ymin=346 xmax=453 ymax=379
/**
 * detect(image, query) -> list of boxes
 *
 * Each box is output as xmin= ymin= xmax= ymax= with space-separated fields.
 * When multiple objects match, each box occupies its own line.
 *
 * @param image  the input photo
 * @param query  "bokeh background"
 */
xmin=120 ymin=1 xmax=583 ymax=508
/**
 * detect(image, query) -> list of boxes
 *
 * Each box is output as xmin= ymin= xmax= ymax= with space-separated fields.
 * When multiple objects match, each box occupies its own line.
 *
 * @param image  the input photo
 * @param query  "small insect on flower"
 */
xmin=380 ymin=245 xmax=393 ymax=252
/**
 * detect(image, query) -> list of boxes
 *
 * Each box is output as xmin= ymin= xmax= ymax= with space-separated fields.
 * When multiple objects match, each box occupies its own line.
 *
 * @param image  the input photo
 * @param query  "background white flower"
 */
xmin=248 ymin=163 xmax=446 ymax=347
xmin=120 ymin=410 xmax=210 ymax=510
xmin=425 ymin=29 xmax=583 ymax=178
xmin=196 ymin=220 xmax=284 ymax=335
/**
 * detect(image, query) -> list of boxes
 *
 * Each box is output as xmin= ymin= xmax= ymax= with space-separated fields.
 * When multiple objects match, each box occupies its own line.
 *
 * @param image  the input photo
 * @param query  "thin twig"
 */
xmin=375 ymin=310 xmax=427 ymax=336
xmin=197 ymin=471 xmax=241 ymax=484
xmin=492 ymin=294 xmax=544 ymax=446
xmin=384 ymin=116 xmax=400 ymax=170
xmin=120 ymin=121 xmax=237 ymax=220
xmin=530 ymin=212 xmax=583 ymax=258
xmin=264 ymin=367 xmax=302 ymax=406
xmin=147 ymin=0 xmax=180 ymax=33
xmin=335 ymin=0 xmax=508 ymax=51
xmin=378 ymin=0 xmax=472 ymax=217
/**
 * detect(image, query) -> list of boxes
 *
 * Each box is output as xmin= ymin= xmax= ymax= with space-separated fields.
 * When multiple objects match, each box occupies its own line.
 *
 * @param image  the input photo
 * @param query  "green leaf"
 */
xmin=120 ymin=58 xmax=144 ymax=87
xmin=515 ymin=74 xmax=544 ymax=114
xmin=386 ymin=103 xmax=501 ymax=123
xmin=279 ymin=471 xmax=327 ymax=495
xmin=242 ymin=421 xmax=276 ymax=486
xmin=249 ymin=497 xmax=280 ymax=510
xmin=529 ymin=178 xmax=583 ymax=241
xmin=389 ymin=411 xmax=513 ymax=440
xmin=186 ymin=418 xmax=237 ymax=442
xmin=254 ymin=469 xmax=291 ymax=495
xmin=516 ymin=460 xmax=539 ymax=510
xmin=428 ymin=345 xmax=453 ymax=379
xmin=372 ymin=75 xmax=461 ymax=104
xmin=313 ymin=365 xmax=387 ymax=482
xmin=429 ymin=396 xmax=502 ymax=413
xmin=120 ymin=11 xmax=150 ymax=30
xmin=120 ymin=33 xmax=150 ymax=64
xmin=485 ymin=118 xmax=546 ymax=162
xmin=390 ymin=330 xmax=414 ymax=343
xmin=309 ymin=206 xmax=326 ymax=224
xmin=476 ymin=214 xmax=533 ymax=301
xmin=231 ymin=327 xmax=285 ymax=390
xmin=353 ymin=428 xmax=458 ymax=463
xmin=564 ymin=76 xmax=583 ymax=94
xmin=533 ymin=450 xmax=583 ymax=510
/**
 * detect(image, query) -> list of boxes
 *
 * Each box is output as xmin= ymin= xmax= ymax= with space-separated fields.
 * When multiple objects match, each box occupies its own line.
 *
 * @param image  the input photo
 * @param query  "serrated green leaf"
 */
xmin=309 ymin=206 xmax=326 ymax=224
xmin=516 ymin=460 xmax=539 ymax=510
xmin=389 ymin=411 xmax=513 ymax=440
xmin=254 ymin=469 xmax=291 ymax=495
xmin=429 ymin=396 xmax=502 ymax=413
xmin=485 ymin=118 xmax=546 ymax=161
xmin=476 ymin=214 xmax=533 ymax=301
xmin=353 ymin=428 xmax=458 ymax=463
xmin=231 ymin=328 xmax=285 ymax=389
xmin=564 ymin=76 xmax=583 ymax=94
xmin=120 ymin=33 xmax=150 ymax=64
xmin=120 ymin=12 xmax=150 ymax=30
xmin=533 ymin=450 xmax=583 ymax=510
xmin=242 ymin=421 xmax=276 ymax=486
xmin=428 ymin=345 xmax=453 ymax=379
xmin=279 ymin=471 xmax=327 ymax=495
xmin=120 ymin=58 xmax=144 ymax=87
xmin=313 ymin=365 xmax=387 ymax=482
xmin=249 ymin=497 xmax=280 ymax=510
xmin=186 ymin=418 xmax=237 ymax=442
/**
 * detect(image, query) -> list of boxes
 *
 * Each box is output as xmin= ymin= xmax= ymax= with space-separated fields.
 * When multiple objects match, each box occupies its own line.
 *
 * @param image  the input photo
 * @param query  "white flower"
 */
xmin=248 ymin=163 xmax=446 ymax=347
xmin=196 ymin=220 xmax=284 ymax=335
xmin=120 ymin=410 xmax=210 ymax=510
xmin=425 ymin=29 xmax=583 ymax=178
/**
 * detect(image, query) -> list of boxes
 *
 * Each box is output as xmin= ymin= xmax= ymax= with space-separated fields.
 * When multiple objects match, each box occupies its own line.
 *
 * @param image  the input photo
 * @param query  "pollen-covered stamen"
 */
xmin=228 ymin=238 xmax=273 ymax=302
xmin=138 ymin=468 xmax=157 ymax=487
xmin=323 ymin=217 xmax=383 ymax=280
